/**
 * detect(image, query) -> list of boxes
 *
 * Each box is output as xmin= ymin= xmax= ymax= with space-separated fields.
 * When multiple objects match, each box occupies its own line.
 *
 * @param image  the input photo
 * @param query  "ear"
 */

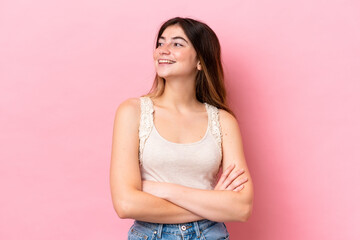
xmin=197 ymin=61 xmax=202 ymax=71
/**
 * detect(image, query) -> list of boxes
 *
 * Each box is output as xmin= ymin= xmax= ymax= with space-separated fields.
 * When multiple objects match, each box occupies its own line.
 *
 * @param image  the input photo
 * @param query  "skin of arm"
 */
xmin=110 ymin=98 xmax=207 ymax=223
xmin=141 ymin=179 xmax=248 ymax=222
xmin=121 ymin=189 xmax=206 ymax=223
xmin=142 ymin=109 xmax=254 ymax=222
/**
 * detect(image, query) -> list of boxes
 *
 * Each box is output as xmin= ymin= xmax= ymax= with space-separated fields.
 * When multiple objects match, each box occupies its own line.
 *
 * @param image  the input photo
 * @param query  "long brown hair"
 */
xmin=142 ymin=17 xmax=236 ymax=118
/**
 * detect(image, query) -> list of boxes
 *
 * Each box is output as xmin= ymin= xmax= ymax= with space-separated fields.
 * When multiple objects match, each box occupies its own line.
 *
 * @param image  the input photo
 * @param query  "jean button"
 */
xmin=181 ymin=225 xmax=186 ymax=231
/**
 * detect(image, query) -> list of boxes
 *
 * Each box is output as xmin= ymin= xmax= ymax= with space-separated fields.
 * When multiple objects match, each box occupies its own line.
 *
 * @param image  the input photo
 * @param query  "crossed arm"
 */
xmin=121 ymin=163 xmax=253 ymax=223
xmin=140 ymin=173 xmax=252 ymax=222
xmin=142 ymin=182 xmax=245 ymax=222
xmin=110 ymin=99 xmax=254 ymax=223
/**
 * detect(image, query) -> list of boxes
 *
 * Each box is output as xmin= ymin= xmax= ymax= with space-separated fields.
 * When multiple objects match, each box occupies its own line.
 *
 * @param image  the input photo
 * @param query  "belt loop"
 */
xmin=156 ymin=223 xmax=163 ymax=238
xmin=193 ymin=221 xmax=201 ymax=238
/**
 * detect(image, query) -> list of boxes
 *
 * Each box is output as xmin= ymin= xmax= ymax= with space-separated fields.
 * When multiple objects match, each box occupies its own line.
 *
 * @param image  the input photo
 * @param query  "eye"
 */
xmin=174 ymin=43 xmax=183 ymax=47
xmin=156 ymin=42 xmax=163 ymax=47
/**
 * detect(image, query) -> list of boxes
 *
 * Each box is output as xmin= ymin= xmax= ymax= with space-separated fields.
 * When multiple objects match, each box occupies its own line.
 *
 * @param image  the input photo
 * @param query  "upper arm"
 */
xmin=109 ymin=97 xmax=141 ymax=217
xmin=219 ymin=109 xmax=254 ymax=204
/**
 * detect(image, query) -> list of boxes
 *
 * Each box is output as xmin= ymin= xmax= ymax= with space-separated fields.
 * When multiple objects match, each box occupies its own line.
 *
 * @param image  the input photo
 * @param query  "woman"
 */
xmin=110 ymin=17 xmax=254 ymax=240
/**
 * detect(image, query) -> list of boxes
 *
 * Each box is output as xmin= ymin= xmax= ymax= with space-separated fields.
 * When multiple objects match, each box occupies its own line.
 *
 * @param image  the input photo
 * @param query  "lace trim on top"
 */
xmin=138 ymin=97 xmax=222 ymax=166
xmin=138 ymin=97 xmax=154 ymax=166
xmin=207 ymin=104 xmax=223 ymax=158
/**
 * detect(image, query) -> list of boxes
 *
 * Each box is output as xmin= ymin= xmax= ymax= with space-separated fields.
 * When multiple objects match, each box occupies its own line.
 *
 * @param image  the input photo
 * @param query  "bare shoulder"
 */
xmin=218 ymin=108 xmax=239 ymax=134
xmin=113 ymin=97 xmax=141 ymax=126
xmin=112 ymin=97 xmax=142 ymax=144
xmin=115 ymin=97 xmax=140 ymax=117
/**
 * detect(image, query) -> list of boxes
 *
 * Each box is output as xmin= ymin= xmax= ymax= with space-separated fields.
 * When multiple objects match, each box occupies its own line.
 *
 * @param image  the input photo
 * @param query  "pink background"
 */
xmin=1 ymin=0 xmax=359 ymax=239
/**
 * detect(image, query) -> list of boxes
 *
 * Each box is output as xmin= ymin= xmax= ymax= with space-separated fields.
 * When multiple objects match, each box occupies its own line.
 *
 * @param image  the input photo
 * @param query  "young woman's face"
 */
xmin=153 ymin=24 xmax=199 ymax=80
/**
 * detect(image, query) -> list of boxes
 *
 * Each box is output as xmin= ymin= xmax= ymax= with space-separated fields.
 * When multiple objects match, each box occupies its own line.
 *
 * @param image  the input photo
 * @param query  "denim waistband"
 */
xmin=134 ymin=219 xmax=222 ymax=238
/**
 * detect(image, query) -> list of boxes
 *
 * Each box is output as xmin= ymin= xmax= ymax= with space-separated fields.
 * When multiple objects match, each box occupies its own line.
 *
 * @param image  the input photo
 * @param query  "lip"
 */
xmin=158 ymin=59 xmax=176 ymax=64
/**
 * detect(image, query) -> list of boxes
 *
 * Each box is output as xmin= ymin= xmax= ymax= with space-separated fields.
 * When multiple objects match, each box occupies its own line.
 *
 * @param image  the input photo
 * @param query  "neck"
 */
xmin=155 ymin=76 xmax=201 ymax=112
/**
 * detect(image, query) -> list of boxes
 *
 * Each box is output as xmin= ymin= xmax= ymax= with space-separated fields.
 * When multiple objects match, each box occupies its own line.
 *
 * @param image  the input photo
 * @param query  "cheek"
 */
xmin=173 ymin=51 xmax=190 ymax=62
xmin=180 ymin=50 xmax=197 ymax=63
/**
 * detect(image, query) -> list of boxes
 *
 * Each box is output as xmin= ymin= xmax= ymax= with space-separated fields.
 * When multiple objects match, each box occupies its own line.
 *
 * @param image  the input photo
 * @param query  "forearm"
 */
xmin=120 ymin=189 xmax=206 ymax=223
xmin=164 ymin=183 xmax=251 ymax=222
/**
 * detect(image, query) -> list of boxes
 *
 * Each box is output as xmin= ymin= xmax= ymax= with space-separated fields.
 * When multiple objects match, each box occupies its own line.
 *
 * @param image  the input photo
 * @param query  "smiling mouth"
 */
xmin=158 ymin=59 xmax=176 ymax=64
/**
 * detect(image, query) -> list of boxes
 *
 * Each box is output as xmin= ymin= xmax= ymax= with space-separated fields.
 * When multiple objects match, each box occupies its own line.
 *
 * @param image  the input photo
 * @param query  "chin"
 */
xmin=156 ymin=71 xmax=172 ymax=78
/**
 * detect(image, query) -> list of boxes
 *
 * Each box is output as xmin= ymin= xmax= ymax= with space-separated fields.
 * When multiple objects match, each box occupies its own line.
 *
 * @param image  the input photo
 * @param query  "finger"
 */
xmin=227 ymin=177 xmax=248 ymax=191
xmin=222 ymin=169 xmax=245 ymax=189
xmin=215 ymin=164 xmax=236 ymax=189
xmin=233 ymin=185 xmax=245 ymax=192
xmin=221 ymin=168 xmax=243 ymax=189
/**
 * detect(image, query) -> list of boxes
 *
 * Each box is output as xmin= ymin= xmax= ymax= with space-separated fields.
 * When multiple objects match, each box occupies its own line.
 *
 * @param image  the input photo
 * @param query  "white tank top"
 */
xmin=138 ymin=96 xmax=223 ymax=190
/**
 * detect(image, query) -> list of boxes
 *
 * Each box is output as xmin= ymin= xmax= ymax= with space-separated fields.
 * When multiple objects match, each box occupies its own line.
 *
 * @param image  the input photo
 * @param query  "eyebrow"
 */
xmin=158 ymin=36 xmax=188 ymax=43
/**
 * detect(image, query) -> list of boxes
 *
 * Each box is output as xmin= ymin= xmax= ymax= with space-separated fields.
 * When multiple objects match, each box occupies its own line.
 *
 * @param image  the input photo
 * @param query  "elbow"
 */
xmin=240 ymin=203 xmax=253 ymax=222
xmin=236 ymin=185 xmax=254 ymax=222
xmin=113 ymin=198 xmax=132 ymax=219
xmin=235 ymin=195 xmax=253 ymax=222
xmin=237 ymin=201 xmax=253 ymax=222
xmin=116 ymin=205 xmax=127 ymax=219
xmin=112 ymin=188 xmax=141 ymax=219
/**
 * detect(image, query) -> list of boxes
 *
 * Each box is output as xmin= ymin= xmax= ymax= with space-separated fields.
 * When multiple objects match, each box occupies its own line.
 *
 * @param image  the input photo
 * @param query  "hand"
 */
xmin=214 ymin=163 xmax=248 ymax=192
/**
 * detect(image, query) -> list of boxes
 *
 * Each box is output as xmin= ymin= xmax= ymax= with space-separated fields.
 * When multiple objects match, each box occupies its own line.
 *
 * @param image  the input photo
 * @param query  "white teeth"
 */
xmin=158 ymin=59 xmax=175 ymax=64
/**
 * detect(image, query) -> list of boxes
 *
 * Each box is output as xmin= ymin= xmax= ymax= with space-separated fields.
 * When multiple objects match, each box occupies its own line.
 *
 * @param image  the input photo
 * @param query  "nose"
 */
xmin=158 ymin=43 xmax=170 ymax=55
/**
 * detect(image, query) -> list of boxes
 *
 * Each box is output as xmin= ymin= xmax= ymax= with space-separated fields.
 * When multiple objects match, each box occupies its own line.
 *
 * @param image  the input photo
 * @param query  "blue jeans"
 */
xmin=128 ymin=219 xmax=230 ymax=240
